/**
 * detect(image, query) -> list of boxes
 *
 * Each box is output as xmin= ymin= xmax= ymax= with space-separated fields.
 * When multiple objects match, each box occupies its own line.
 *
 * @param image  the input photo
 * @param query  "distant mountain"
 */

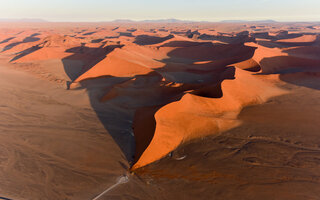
xmin=0 ymin=18 xmax=47 ymax=22
xmin=220 ymin=19 xmax=277 ymax=23
xmin=141 ymin=18 xmax=194 ymax=23
xmin=111 ymin=18 xmax=278 ymax=24
xmin=253 ymin=20 xmax=277 ymax=23
xmin=220 ymin=20 xmax=248 ymax=23
xmin=0 ymin=18 xmax=278 ymax=23
xmin=112 ymin=19 xmax=135 ymax=23
xmin=112 ymin=18 xmax=195 ymax=23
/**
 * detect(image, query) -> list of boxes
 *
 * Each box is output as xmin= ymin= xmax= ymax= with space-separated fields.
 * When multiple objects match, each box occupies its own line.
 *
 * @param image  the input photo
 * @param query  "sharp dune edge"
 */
xmin=0 ymin=22 xmax=320 ymax=199
xmin=132 ymin=68 xmax=287 ymax=169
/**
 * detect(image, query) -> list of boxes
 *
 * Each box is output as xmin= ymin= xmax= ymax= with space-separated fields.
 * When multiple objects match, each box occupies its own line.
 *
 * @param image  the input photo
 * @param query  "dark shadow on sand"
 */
xmin=10 ymin=45 xmax=42 ymax=62
xmin=134 ymin=34 xmax=174 ymax=45
xmin=0 ymin=197 xmax=13 ymax=200
xmin=0 ymin=37 xmax=16 ymax=44
xmin=256 ymin=55 xmax=320 ymax=90
xmin=61 ymin=40 xmax=261 ymax=164
xmin=2 ymin=33 xmax=41 ymax=52
xmin=62 ymin=44 xmax=124 ymax=88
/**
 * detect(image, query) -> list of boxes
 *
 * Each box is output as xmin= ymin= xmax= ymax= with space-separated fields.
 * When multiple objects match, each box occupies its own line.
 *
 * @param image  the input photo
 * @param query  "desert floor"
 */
xmin=0 ymin=22 xmax=319 ymax=200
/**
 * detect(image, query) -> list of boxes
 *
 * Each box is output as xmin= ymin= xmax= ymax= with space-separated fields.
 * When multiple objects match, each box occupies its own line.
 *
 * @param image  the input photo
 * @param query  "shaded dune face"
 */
xmin=134 ymin=34 xmax=174 ymax=45
xmin=1 ymin=33 xmax=41 ymax=52
xmin=197 ymin=32 xmax=254 ymax=44
xmin=256 ymin=34 xmax=319 ymax=48
xmin=275 ymin=34 xmax=318 ymax=45
xmin=231 ymin=58 xmax=261 ymax=72
xmin=247 ymin=40 xmax=320 ymax=75
xmin=259 ymin=56 xmax=320 ymax=74
xmin=8 ymin=34 xmax=125 ymax=85
xmin=4 ymin=24 xmax=319 ymax=172
xmin=132 ymin=68 xmax=286 ymax=169
xmin=68 ymin=39 xmax=268 ymax=167
xmin=62 ymin=44 xmax=123 ymax=83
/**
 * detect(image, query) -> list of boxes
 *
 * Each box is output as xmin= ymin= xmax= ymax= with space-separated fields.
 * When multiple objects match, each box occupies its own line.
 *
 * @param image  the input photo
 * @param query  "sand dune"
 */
xmin=247 ymin=42 xmax=320 ymax=74
xmin=0 ymin=22 xmax=320 ymax=200
xmin=276 ymin=34 xmax=318 ymax=44
xmin=132 ymin=68 xmax=287 ymax=169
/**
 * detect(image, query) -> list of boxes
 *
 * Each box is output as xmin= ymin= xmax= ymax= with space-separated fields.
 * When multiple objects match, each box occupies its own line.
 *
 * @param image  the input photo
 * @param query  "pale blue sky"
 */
xmin=0 ymin=0 xmax=319 ymax=22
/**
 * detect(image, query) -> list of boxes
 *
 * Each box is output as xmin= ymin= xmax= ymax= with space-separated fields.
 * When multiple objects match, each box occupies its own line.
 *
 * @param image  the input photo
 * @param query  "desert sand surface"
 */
xmin=0 ymin=21 xmax=319 ymax=200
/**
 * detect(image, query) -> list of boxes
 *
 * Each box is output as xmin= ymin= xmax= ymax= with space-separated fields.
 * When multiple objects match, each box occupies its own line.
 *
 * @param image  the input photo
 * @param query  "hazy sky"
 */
xmin=0 ymin=0 xmax=319 ymax=22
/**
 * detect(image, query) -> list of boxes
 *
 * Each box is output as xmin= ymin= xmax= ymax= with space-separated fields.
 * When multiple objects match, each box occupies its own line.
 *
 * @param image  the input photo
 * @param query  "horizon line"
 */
xmin=0 ymin=18 xmax=320 ymax=23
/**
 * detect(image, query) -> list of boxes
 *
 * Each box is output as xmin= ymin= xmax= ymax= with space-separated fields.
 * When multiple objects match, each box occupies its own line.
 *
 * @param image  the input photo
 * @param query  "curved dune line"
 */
xmin=132 ymin=68 xmax=287 ymax=170
xmin=14 ymin=47 xmax=73 ymax=63
xmin=246 ymin=42 xmax=320 ymax=74
xmin=9 ymin=34 xmax=83 ymax=63
xmin=73 ymin=44 xmax=167 ymax=82
xmin=75 ymin=53 xmax=154 ymax=81
xmin=276 ymin=34 xmax=318 ymax=43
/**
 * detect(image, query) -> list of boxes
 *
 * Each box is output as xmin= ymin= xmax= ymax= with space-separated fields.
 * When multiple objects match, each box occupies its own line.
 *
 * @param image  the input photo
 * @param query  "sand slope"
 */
xmin=132 ymin=68 xmax=287 ymax=169
xmin=0 ymin=22 xmax=319 ymax=200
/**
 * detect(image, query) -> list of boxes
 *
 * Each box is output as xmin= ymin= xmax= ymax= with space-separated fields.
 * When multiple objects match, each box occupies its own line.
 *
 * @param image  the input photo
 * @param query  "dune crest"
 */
xmin=73 ymin=44 xmax=168 ymax=83
xmin=1 ymin=21 xmax=320 ymax=199
xmin=132 ymin=68 xmax=287 ymax=169
xmin=246 ymin=42 xmax=320 ymax=74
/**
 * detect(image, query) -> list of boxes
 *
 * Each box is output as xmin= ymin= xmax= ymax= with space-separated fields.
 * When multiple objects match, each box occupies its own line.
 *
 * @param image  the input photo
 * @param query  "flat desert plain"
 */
xmin=0 ymin=21 xmax=320 ymax=200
